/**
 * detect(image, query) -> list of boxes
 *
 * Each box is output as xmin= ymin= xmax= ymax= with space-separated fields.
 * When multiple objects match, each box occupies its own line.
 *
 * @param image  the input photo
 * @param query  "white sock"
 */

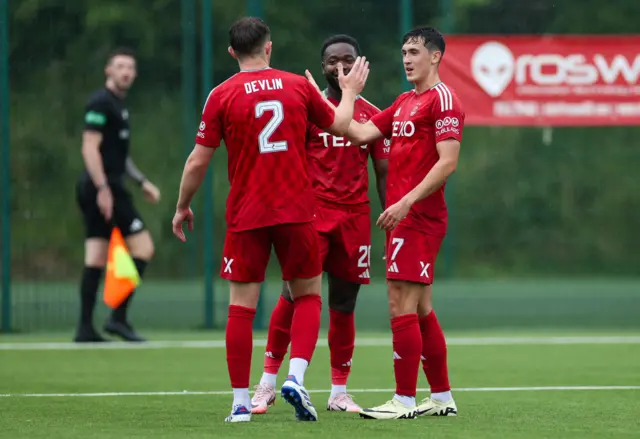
xmin=431 ymin=391 xmax=453 ymax=403
xmin=394 ymin=394 xmax=416 ymax=407
xmin=232 ymin=388 xmax=250 ymax=409
xmin=260 ymin=373 xmax=277 ymax=388
xmin=330 ymin=384 xmax=347 ymax=398
xmin=287 ymin=357 xmax=309 ymax=386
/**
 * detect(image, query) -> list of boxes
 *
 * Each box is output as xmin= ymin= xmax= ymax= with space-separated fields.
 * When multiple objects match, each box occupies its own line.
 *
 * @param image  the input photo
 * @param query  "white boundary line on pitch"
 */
xmin=1 ymin=386 xmax=639 ymax=398
xmin=1 ymin=336 xmax=640 ymax=351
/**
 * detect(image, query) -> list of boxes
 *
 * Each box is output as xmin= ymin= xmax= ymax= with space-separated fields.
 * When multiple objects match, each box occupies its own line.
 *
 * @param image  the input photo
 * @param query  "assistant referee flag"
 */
xmin=103 ymin=227 xmax=140 ymax=308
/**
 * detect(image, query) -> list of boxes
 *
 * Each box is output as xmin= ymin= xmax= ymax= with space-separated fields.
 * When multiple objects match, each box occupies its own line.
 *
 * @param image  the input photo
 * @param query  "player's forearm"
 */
xmin=332 ymin=89 xmax=358 ymax=135
xmin=323 ymin=96 xmax=337 ymax=111
xmin=346 ymin=120 xmax=383 ymax=146
xmin=125 ymin=157 xmax=147 ymax=186
xmin=82 ymin=144 xmax=108 ymax=188
xmin=404 ymin=158 xmax=457 ymax=205
xmin=176 ymin=155 xmax=208 ymax=210
xmin=376 ymin=175 xmax=387 ymax=209
xmin=374 ymin=160 xmax=388 ymax=209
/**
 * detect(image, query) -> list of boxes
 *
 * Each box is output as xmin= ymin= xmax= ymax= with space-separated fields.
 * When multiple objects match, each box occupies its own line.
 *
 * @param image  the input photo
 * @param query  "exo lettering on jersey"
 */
xmin=317 ymin=132 xmax=367 ymax=149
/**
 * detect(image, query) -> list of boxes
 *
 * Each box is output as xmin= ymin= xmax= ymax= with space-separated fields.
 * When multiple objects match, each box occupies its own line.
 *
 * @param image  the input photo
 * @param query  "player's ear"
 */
xmin=264 ymin=40 xmax=273 ymax=57
xmin=227 ymin=46 xmax=238 ymax=60
xmin=431 ymin=50 xmax=443 ymax=65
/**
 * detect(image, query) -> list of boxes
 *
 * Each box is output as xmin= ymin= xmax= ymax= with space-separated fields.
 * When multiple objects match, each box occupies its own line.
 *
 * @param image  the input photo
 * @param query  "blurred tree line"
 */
xmin=6 ymin=0 xmax=640 ymax=280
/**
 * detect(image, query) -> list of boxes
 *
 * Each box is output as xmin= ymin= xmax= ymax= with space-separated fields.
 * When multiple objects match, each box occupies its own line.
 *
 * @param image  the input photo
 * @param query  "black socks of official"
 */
xmin=79 ymin=258 xmax=148 ymax=327
xmin=79 ymin=266 xmax=103 ymax=327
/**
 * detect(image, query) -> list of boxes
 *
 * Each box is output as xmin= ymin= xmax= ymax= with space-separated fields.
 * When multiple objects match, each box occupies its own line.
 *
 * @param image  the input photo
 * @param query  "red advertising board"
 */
xmin=439 ymin=36 xmax=640 ymax=126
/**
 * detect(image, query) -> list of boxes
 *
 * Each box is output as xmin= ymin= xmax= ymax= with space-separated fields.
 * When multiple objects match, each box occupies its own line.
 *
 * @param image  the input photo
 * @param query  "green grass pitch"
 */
xmin=1 ymin=331 xmax=639 ymax=438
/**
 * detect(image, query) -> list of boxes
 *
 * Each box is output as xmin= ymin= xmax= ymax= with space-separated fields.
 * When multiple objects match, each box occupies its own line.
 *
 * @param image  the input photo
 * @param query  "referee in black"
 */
xmin=74 ymin=48 xmax=160 ymax=343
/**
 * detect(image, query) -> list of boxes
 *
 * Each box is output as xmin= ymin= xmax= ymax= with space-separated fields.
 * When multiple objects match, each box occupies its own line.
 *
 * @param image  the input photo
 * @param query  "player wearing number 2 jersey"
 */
xmin=171 ymin=17 xmax=370 ymax=423
xmin=318 ymin=27 xmax=464 ymax=420
xmin=251 ymin=35 xmax=389 ymax=416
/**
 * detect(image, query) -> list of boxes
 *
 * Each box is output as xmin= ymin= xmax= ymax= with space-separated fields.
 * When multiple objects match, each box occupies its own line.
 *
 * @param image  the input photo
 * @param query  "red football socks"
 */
xmin=289 ymin=294 xmax=322 ymax=363
xmin=226 ymin=305 xmax=256 ymax=389
xmin=420 ymin=311 xmax=451 ymax=393
xmin=391 ymin=314 xmax=422 ymax=397
xmin=329 ymin=309 xmax=356 ymax=385
xmin=263 ymin=296 xmax=294 ymax=374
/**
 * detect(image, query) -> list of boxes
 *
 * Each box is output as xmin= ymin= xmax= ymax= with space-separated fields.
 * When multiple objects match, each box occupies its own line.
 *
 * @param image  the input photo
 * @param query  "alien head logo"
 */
xmin=471 ymin=41 xmax=515 ymax=97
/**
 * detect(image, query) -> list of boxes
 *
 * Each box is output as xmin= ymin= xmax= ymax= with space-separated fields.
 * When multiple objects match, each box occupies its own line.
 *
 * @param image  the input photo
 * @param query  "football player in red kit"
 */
xmin=251 ymin=35 xmax=389 ymax=415
xmin=310 ymin=26 xmax=464 ymax=420
xmin=172 ymin=17 xmax=369 ymax=423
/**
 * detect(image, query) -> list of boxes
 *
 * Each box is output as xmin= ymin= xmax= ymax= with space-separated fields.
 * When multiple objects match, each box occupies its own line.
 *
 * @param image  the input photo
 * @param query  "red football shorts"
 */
xmin=315 ymin=201 xmax=371 ymax=284
xmin=221 ymin=222 xmax=322 ymax=283
xmin=385 ymin=225 xmax=444 ymax=285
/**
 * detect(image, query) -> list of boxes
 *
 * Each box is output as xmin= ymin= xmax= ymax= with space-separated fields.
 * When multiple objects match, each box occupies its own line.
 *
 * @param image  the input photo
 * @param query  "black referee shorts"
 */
xmin=76 ymin=179 xmax=146 ymax=240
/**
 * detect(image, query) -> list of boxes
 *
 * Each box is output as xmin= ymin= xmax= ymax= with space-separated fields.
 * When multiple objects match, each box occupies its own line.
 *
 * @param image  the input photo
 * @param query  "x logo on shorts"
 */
xmin=420 ymin=261 xmax=430 ymax=278
xmin=223 ymin=257 xmax=234 ymax=273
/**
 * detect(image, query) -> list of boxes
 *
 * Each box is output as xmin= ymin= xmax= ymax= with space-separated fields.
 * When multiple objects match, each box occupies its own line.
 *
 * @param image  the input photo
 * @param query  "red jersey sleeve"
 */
xmin=195 ymin=88 xmax=223 ymax=148
xmin=432 ymin=84 xmax=465 ymax=144
xmin=370 ymin=137 xmax=390 ymax=160
xmin=305 ymin=81 xmax=335 ymax=129
xmin=370 ymin=105 xmax=395 ymax=139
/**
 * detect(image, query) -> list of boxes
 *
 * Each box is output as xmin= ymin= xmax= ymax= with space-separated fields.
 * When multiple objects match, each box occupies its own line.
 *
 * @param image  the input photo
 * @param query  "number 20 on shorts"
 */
xmin=358 ymin=245 xmax=372 ymax=268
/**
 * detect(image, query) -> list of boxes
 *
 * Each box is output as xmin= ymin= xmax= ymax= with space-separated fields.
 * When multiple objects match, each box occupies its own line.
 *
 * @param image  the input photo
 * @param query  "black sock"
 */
xmin=112 ymin=258 xmax=148 ymax=323
xmin=79 ymin=266 xmax=104 ymax=328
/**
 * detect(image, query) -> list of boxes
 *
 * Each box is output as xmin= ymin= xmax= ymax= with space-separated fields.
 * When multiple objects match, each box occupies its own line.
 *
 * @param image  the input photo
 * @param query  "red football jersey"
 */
xmin=196 ymin=68 xmax=335 ymax=232
xmin=371 ymin=82 xmax=464 ymax=236
xmin=306 ymin=94 xmax=390 ymax=208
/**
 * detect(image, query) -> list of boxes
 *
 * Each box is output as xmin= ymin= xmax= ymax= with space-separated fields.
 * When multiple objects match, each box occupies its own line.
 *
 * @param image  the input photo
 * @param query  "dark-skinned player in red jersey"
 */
xmin=250 ymin=35 xmax=389 ymax=415
xmin=309 ymin=26 xmax=463 ymax=420
xmin=171 ymin=18 xmax=369 ymax=423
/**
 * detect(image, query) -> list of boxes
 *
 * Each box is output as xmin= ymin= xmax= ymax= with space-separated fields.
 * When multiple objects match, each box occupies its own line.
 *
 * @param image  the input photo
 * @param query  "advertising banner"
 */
xmin=439 ymin=36 xmax=640 ymax=126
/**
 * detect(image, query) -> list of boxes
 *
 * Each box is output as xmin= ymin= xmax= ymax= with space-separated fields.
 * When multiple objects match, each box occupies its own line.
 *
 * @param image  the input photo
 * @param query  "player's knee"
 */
xmin=387 ymin=280 xmax=421 ymax=318
xmin=418 ymin=297 xmax=433 ymax=318
xmin=288 ymin=275 xmax=322 ymax=300
xmin=280 ymin=282 xmax=294 ymax=303
xmin=328 ymin=286 xmax=359 ymax=314
xmin=329 ymin=296 xmax=357 ymax=314
xmin=229 ymin=281 xmax=261 ymax=308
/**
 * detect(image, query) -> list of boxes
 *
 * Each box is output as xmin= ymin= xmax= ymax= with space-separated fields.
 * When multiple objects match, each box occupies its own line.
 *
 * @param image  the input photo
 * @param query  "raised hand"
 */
xmin=338 ymin=56 xmax=370 ymax=95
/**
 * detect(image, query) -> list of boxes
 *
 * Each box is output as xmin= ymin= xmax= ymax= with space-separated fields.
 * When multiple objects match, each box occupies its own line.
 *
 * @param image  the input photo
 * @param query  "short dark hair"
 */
xmin=107 ymin=47 xmax=136 ymax=64
xmin=402 ymin=27 xmax=445 ymax=55
xmin=229 ymin=17 xmax=271 ymax=57
xmin=320 ymin=34 xmax=361 ymax=59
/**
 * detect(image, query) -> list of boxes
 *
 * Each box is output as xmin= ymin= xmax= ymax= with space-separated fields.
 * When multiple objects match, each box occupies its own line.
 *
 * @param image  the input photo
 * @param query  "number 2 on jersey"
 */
xmin=255 ymin=100 xmax=288 ymax=154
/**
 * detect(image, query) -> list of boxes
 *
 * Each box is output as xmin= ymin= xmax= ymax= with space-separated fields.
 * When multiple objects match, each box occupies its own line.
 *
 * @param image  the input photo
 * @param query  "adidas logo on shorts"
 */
xmin=359 ymin=269 xmax=370 ymax=279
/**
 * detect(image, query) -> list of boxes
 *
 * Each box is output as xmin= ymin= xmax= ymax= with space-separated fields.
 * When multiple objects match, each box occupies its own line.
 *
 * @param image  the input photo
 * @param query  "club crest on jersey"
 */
xmin=358 ymin=113 xmax=368 ymax=123
xmin=410 ymin=103 xmax=421 ymax=116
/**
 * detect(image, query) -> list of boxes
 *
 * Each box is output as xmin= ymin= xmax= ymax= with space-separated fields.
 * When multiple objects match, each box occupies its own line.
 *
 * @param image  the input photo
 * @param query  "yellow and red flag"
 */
xmin=103 ymin=227 xmax=140 ymax=309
